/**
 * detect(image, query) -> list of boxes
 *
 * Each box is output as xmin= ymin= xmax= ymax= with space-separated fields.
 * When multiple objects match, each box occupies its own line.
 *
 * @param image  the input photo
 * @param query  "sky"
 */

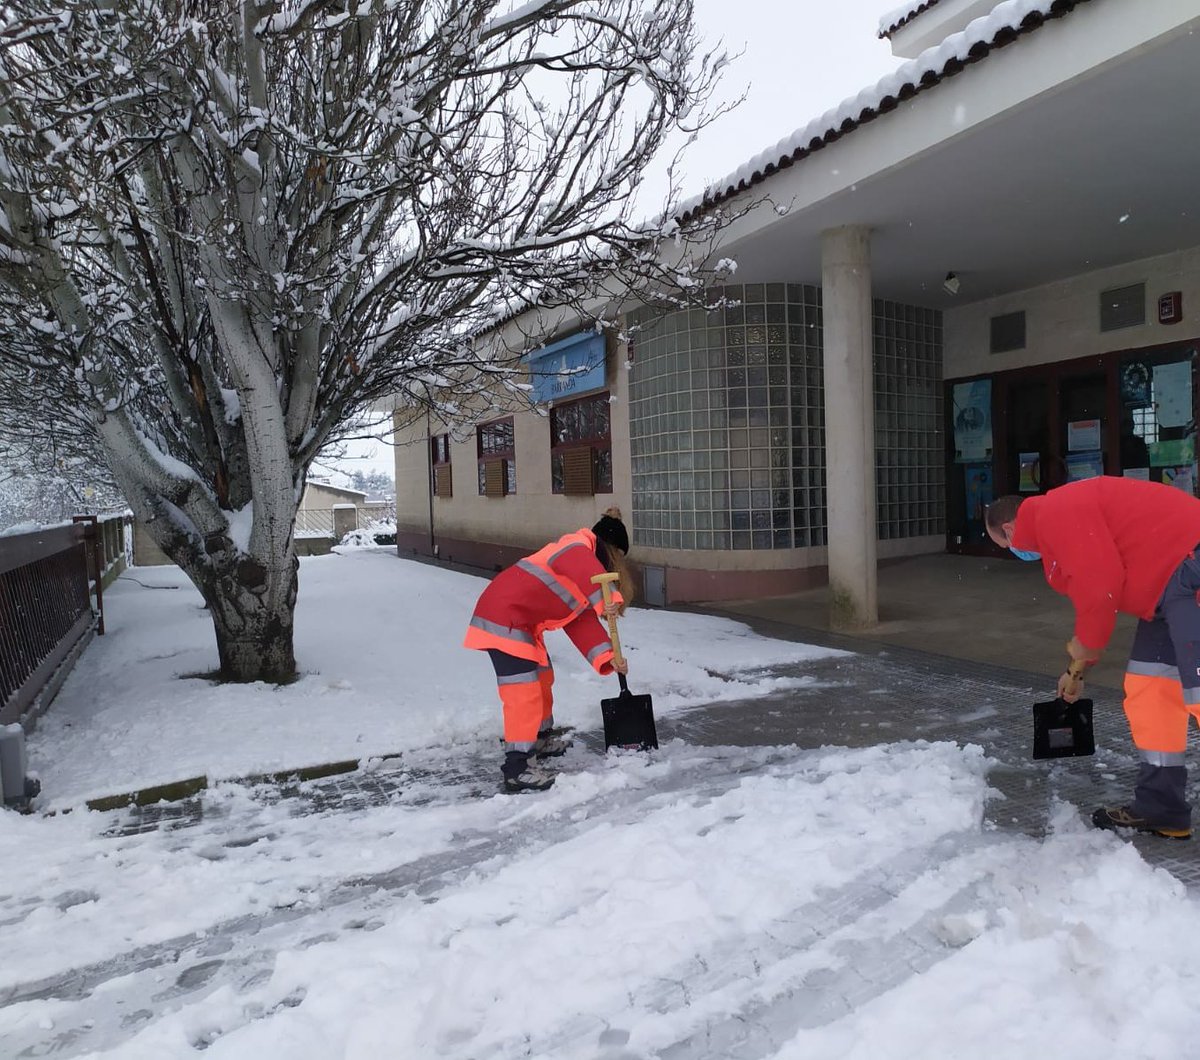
xmin=6 ymin=547 xmax=1200 ymax=1057
xmin=680 ymin=0 xmax=901 ymax=195
xmin=328 ymin=1 xmax=903 ymax=483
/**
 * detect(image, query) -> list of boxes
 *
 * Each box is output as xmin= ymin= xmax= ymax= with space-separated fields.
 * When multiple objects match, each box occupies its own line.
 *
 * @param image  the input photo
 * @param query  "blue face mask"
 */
xmin=1009 ymin=547 xmax=1041 ymax=562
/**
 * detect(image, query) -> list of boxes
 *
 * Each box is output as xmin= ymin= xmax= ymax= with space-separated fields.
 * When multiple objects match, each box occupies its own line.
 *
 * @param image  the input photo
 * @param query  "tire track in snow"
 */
xmin=0 ymin=743 xmax=805 ymax=1058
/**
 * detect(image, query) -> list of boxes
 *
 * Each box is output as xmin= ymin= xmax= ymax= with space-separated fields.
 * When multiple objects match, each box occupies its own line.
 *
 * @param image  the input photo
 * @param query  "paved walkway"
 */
xmin=105 ymin=605 xmax=1198 ymax=886
xmin=713 ymin=551 xmax=1139 ymax=691
xmin=9 ymin=552 xmax=1200 ymax=1056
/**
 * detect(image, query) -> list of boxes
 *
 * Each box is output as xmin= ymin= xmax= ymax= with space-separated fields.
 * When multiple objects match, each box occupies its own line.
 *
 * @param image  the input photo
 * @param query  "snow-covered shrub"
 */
xmin=339 ymin=522 xmax=396 ymax=548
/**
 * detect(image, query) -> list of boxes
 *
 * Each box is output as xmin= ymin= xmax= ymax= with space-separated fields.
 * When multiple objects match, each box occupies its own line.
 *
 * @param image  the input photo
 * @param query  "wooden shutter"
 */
xmin=562 ymin=447 xmax=594 ymax=496
xmin=434 ymin=465 xmax=453 ymax=499
xmin=483 ymin=459 xmax=507 ymax=497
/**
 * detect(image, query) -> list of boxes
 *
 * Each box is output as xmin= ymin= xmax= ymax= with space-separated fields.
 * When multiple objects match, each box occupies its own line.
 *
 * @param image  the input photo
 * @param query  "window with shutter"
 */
xmin=477 ymin=418 xmax=516 ymax=497
xmin=561 ymin=447 xmax=594 ymax=496
xmin=483 ymin=459 xmax=507 ymax=497
xmin=434 ymin=464 xmax=453 ymax=498
xmin=550 ymin=392 xmax=612 ymax=495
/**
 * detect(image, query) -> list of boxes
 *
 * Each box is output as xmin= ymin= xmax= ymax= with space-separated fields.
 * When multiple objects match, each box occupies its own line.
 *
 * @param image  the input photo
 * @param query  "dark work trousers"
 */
xmin=1123 ymin=550 xmax=1200 ymax=829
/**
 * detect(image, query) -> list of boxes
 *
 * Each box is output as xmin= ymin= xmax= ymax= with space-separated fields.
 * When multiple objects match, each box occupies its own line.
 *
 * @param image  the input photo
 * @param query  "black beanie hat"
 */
xmin=592 ymin=513 xmax=629 ymax=555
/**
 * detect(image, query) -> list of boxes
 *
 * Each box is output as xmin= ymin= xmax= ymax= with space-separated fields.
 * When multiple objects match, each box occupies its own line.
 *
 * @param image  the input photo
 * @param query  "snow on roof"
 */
xmin=681 ymin=0 xmax=1093 ymax=223
xmin=305 ymin=480 xmax=368 ymax=500
xmin=878 ymin=0 xmax=943 ymax=39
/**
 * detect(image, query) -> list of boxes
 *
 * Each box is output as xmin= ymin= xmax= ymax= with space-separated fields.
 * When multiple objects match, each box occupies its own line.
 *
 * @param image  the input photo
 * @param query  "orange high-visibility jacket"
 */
xmin=463 ymin=528 xmax=623 ymax=673
xmin=1012 ymin=476 xmax=1200 ymax=651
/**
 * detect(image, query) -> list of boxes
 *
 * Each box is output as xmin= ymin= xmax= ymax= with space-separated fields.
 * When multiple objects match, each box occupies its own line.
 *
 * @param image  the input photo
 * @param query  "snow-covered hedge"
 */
xmin=339 ymin=522 xmax=397 ymax=548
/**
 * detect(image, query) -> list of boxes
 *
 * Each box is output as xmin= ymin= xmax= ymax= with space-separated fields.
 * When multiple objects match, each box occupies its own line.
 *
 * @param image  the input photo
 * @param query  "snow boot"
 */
xmin=532 ymin=732 xmax=573 ymax=759
xmin=1091 ymin=805 xmax=1191 ymax=840
xmin=501 ymin=751 xmax=555 ymax=794
xmin=539 ymin=723 xmax=575 ymax=739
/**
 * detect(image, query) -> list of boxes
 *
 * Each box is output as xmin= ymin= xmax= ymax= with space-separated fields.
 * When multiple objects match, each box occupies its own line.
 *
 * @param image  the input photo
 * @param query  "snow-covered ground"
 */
xmin=2 ymin=549 xmax=1200 ymax=1059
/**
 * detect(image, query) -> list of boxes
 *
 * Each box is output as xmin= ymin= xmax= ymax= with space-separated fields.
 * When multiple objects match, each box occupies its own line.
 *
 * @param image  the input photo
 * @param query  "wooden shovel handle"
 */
xmin=591 ymin=572 xmax=625 ymax=668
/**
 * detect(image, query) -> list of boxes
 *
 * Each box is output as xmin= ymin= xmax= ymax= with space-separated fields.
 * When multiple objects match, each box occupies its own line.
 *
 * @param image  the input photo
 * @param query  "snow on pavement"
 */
xmin=2 ymin=549 xmax=1200 ymax=1059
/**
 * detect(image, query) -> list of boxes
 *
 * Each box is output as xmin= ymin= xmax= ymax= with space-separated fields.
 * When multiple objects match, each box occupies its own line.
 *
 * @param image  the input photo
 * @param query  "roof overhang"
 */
xmin=704 ymin=1 xmax=1200 ymax=309
xmin=883 ymin=0 xmax=1004 ymax=57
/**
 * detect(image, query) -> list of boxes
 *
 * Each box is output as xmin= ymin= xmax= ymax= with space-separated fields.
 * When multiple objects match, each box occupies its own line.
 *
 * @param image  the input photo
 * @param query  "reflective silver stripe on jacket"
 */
xmin=537 ymin=663 xmax=553 ymax=676
xmin=469 ymin=615 xmax=536 ymax=645
xmin=587 ymin=587 xmax=605 ymax=608
xmin=1140 ymin=749 xmax=1188 ymax=767
xmin=544 ymin=541 xmax=589 ymax=566
xmin=504 ymin=740 xmax=536 ymax=753
xmin=1126 ymin=660 xmax=1181 ymax=681
xmin=1185 ymin=687 xmax=1200 ymax=706
xmin=516 ymin=558 xmax=579 ymax=608
xmin=586 ymin=642 xmax=611 ymax=665
xmin=497 ymin=671 xmax=539 ymax=686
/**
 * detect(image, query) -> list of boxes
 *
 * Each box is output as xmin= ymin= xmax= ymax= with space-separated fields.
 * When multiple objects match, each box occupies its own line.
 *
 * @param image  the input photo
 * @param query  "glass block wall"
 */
xmin=874 ymin=302 xmax=945 ymax=540
xmin=628 ymin=284 xmax=943 ymax=551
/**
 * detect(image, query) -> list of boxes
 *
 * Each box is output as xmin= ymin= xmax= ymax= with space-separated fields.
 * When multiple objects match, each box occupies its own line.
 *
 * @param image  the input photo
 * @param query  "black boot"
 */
xmin=1091 ymin=805 xmax=1191 ymax=840
xmin=501 ymin=751 xmax=555 ymax=794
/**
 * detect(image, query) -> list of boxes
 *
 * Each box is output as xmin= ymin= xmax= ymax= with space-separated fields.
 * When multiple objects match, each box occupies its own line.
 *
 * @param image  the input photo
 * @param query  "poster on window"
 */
xmin=1066 ymin=451 xmax=1104 ymax=482
xmin=952 ymin=380 xmax=992 ymax=463
xmin=1149 ymin=437 xmax=1196 ymax=467
xmin=964 ymin=464 xmax=993 ymax=525
xmin=1120 ymin=360 xmax=1152 ymax=408
xmin=1067 ymin=418 xmax=1101 ymax=453
xmin=1164 ymin=465 xmax=1197 ymax=495
xmin=1018 ymin=452 xmax=1040 ymax=493
xmin=1155 ymin=361 xmax=1192 ymax=428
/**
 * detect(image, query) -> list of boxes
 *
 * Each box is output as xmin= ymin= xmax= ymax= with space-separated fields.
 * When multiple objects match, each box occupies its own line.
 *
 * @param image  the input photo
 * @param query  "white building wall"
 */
xmin=944 ymin=245 xmax=1200 ymax=378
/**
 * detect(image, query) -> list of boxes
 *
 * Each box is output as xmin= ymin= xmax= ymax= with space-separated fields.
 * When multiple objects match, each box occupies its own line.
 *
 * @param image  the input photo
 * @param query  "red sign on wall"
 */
xmin=1159 ymin=291 xmax=1183 ymax=325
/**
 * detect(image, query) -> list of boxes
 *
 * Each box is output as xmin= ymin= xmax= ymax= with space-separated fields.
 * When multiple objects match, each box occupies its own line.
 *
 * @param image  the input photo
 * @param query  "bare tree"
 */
xmin=0 ymin=0 xmax=733 ymax=681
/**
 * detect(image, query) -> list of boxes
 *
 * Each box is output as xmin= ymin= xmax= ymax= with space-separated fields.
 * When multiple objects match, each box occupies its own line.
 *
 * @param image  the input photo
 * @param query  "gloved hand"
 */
xmin=1058 ymin=652 xmax=1088 ymax=703
xmin=1057 ymin=669 xmax=1083 ymax=703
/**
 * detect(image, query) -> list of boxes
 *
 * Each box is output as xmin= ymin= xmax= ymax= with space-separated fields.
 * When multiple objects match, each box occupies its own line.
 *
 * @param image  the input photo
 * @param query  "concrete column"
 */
xmin=820 ymin=225 xmax=877 ymax=629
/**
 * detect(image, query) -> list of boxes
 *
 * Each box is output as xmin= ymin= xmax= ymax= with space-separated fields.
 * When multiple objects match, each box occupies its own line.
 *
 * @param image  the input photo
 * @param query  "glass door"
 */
xmin=1119 ymin=350 xmax=1196 ymax=491
xmin=1006 ymin=377 xmax=1051 ymax=495
xmin=1058 ymin=370 xmax=1107 ymax=485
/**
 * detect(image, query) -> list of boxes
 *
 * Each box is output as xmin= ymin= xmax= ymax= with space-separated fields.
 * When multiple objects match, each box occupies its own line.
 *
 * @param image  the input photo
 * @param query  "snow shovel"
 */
xmin=1032 ymin=656 xmax=1094 ymax=759
xmin=591 ymin=573 xmax=658 ymax=751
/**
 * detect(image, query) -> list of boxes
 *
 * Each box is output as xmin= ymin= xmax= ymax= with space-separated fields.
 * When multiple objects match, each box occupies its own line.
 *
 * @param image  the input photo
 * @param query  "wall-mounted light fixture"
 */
xmin=943 ymin=272 xmax=960 ymax=296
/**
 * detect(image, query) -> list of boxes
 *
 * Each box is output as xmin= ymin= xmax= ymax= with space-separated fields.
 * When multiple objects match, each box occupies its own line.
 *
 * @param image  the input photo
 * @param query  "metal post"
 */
xmin=72 ymin=514 xmax=104 ymax=635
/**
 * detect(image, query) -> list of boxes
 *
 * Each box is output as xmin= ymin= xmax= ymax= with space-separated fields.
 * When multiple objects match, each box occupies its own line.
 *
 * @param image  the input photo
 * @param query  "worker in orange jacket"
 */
xmin=986 ymin=477 xmax=1200 ymax=839
xmin=464 ymin=507 xmax=632 ymax=793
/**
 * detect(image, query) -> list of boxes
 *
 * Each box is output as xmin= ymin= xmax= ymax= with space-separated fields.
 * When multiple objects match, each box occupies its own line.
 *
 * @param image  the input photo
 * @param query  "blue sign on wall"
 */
xmin=527 ymin=331 xmax=607 ymax=403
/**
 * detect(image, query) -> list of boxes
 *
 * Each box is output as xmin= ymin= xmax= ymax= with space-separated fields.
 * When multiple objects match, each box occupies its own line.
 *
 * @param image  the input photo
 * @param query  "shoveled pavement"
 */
xmin=4 ymin=614 xmax=1199 ymax=1058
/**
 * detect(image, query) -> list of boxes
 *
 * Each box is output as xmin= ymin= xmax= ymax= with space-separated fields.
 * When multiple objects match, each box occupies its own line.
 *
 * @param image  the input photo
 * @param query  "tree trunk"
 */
xmin=201 ymin=553 xmax=300 ymax=683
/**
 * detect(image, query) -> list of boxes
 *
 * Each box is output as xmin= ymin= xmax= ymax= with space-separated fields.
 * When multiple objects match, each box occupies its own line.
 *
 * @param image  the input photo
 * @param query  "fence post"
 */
xmin=72 ymin=514 xmax=104 ymax=635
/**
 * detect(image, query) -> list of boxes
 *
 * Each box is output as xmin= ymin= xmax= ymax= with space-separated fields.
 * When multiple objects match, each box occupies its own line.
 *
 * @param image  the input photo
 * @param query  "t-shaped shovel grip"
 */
xmin=591 ymin=572 xmax=625 ymax=669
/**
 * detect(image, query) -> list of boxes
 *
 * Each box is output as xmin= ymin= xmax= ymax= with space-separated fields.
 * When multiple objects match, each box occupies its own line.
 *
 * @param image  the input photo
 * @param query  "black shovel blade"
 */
xmin=1032 ymin=696 xmax=1095 ymax=759
xmin=602 ymin=680 xmax=658 ymax=751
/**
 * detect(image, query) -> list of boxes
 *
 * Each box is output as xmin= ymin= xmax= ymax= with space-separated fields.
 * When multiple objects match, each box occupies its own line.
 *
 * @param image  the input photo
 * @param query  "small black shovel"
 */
xmin=1032 ymin=656 xmax=1094 ymax=760
xmin=592 ymin=573 xmax=658 ymax=751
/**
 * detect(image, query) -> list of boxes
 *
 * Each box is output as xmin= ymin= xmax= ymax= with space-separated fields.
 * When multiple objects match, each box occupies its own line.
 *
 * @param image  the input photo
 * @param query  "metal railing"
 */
xmin=295 ymin=507 xmax=336 ymax=538
xmin=0 ymin=512 xmax=131 ymax=727
xmin=295 ymin=503 xmax=395 ymax=539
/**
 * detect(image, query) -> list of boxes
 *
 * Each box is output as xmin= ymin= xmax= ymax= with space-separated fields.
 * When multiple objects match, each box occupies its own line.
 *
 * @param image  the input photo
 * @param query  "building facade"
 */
xmin=392 ymin=0 xmax=1200 ymax=617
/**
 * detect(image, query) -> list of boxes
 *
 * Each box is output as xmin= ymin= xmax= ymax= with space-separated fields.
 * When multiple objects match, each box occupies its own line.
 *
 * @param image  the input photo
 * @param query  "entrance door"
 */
xmin=1005 ymin=377 xmax=1051 ymax=494
xmin=1058 ymin=370 xmax=1108 ymax=485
